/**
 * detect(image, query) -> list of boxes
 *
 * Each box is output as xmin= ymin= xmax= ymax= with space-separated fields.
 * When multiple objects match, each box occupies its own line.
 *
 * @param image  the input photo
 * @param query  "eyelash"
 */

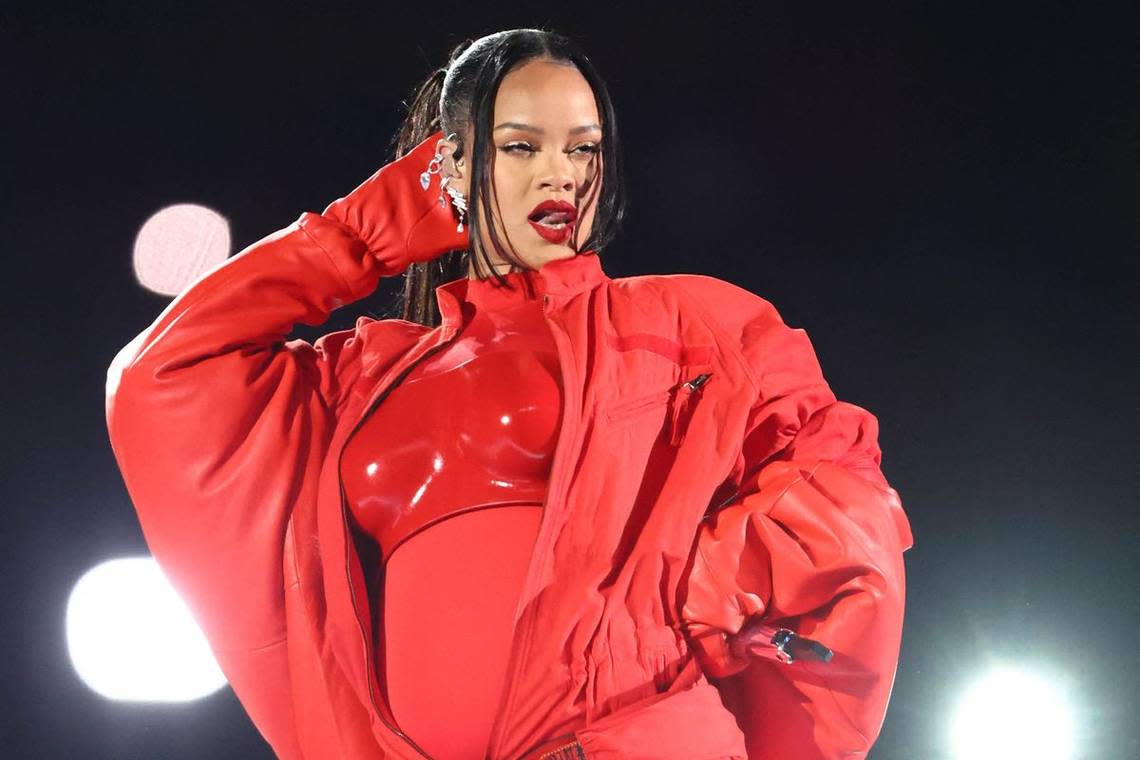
xmin=501 ymin=142 xmax=600 ymax=156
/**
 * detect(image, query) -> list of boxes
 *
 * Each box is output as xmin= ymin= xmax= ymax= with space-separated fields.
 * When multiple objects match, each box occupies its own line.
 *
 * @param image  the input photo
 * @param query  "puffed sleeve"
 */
xmin=679 ymin=278 xmax=914 ymax=760
xmin=104 ymin=212 xmax=387 ymax=757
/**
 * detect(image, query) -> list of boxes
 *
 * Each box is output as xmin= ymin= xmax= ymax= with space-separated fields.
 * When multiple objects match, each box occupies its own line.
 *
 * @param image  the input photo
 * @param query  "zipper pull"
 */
xmin=668 ymin=372 xmax=712 ymax=447
xmin=732 ymin=620 xmax=834 ymax=666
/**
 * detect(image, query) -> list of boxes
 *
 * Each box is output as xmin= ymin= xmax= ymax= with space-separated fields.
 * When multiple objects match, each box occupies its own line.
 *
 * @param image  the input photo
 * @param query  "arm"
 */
xmin=679 ymin=279 xmax=913 ymax=760
xmin=105 ymin=211 xmax=380 ymax=650
xmin=104 ymin=131 xmax=463 ymax=746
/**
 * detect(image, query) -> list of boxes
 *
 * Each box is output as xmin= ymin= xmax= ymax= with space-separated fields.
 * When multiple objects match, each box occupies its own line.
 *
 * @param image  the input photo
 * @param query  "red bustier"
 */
xmin=341 ymin=268 xmax=562 ymax=758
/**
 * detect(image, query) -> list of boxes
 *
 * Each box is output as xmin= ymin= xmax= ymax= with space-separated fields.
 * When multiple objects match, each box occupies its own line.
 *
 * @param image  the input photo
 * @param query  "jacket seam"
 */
xmin=660 ymin=277 xmax=762 ymax=398
xmin=695 ymin=540 xmax=745 ymax=625
xmin=298 ymin=214 xmax=357 ymax=301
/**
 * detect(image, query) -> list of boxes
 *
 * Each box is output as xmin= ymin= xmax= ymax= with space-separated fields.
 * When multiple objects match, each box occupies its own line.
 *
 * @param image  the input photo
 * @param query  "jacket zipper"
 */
xmin=486 ymin=292 xmax=582 ymax=758
xmin=667 ymin=372 xmax=713 ymax=447
xmin=337 ymin=331 xmax=460 ymax=760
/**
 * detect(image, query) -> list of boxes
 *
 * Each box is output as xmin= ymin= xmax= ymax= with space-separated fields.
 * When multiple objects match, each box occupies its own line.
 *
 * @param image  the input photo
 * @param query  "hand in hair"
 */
xmin=322 ymin=130 xmax=469 ymax=276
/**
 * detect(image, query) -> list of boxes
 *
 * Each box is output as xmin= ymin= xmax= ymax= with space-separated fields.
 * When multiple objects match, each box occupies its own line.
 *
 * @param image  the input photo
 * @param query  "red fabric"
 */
xmin=106 ymin=139 xmax=913 ymax=757
xmin=341 ymin=273 xmax=560 ymax=558
xmin=341 ymin=270 xmax=570 ymax=756
xmin=384 ymin=506 xmax=541 ymax=758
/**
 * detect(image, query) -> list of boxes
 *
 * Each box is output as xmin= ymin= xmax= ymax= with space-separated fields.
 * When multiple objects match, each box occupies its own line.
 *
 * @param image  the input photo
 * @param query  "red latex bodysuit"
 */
xmin=341 ymin=267 xmax=564 ymax=759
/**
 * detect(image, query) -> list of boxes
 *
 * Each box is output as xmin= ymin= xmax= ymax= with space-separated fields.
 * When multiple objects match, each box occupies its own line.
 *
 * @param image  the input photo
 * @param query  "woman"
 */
xmin=105 ymin=28 xmax=913 ymax=760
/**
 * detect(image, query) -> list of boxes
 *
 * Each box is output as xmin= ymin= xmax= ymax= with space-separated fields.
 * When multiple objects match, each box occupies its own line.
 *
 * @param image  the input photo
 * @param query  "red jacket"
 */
xmin=105 ymin=208 xmax=913 ymax=759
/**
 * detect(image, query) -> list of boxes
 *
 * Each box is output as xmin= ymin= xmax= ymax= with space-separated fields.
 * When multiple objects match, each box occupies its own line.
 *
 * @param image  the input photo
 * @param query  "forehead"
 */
xmin=494 ymin=59 xmax=600 ymax=128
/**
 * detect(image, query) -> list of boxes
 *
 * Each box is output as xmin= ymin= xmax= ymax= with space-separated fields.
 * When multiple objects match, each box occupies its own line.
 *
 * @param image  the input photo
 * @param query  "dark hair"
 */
xmin=391 ymin=28 xmax=626 ymax=327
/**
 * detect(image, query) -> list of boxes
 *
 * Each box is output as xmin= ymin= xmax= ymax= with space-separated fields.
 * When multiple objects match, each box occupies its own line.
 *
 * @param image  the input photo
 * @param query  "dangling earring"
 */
xmin=420 ymin=152 xmax=442 ymax=191
xmin=445 ymin=183 xmax=467 ymax=233
xmin=423 ymin=134 xmax=467 ymax=233
xmin=440 ymin=160 xmax=467 ymax=233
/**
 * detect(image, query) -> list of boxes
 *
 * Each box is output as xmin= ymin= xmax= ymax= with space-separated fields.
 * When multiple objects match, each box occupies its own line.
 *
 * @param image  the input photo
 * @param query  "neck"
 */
xmin=467 ymin=258 xmax=526 ymax=280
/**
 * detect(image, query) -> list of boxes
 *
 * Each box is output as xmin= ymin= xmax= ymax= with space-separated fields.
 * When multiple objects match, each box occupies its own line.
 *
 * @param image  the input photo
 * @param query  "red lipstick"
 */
xmin=527 ymin=200 xmax=577 ymax=245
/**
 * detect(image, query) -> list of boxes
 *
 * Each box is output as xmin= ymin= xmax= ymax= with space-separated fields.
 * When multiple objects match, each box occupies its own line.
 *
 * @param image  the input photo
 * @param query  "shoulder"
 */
xmin=611 ymin=272 xmax=791 ymax=340
xmin=612 ymin=272 xmax=823 ymax=386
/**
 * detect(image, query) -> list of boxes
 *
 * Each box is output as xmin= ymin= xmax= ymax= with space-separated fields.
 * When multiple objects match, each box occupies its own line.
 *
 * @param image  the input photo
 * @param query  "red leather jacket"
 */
xmin=106 ymin=207 xmax=913 ymax=758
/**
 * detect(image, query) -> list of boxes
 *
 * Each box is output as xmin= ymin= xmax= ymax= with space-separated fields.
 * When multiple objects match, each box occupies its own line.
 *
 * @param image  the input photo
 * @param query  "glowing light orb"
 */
xmin=950 ymin=664 xmax=1076 ymax=760
xmin=133 ymin=203 xmax=230 ymax=295
xmin=66 ymin=557 xmax=227 ymax=702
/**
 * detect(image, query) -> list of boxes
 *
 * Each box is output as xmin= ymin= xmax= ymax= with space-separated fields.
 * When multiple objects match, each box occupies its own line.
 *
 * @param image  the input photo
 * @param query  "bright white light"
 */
xmin=950 ymin=664 xmax=1075 ymax=760
xmin=66 ymin=557 xmax=227 ymax=702
xmin=133 ymin=203 xmax=230 ymax=296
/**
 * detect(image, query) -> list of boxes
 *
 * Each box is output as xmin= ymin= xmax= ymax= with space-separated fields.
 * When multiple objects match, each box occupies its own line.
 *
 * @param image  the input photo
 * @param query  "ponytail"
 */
xmin=391 ymin=40 xmax=474 ymax=327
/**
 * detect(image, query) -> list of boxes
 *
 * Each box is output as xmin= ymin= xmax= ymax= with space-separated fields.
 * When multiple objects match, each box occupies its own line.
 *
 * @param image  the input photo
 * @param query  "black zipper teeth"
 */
xmin=338 ymin=335 xmax=458 ymax=760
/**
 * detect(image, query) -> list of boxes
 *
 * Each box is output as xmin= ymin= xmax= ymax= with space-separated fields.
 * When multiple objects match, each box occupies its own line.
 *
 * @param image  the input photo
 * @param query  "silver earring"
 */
xmin=420 ymin=152 xmax=443 ymax=191
xmin=445 ymin=185 xmax=467 ymax=233
xmin=424 ymin=135 xmax=466 ymax=232
xmin=420 ymin=133 xmax=461 ymax=189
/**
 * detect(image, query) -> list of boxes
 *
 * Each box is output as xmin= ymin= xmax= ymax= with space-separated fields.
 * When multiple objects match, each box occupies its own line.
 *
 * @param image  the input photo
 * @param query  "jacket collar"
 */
xmin=435 ymin=249 xmax=608 ymax=327
xmin=360 ymin=250 xmax=608 ymax=378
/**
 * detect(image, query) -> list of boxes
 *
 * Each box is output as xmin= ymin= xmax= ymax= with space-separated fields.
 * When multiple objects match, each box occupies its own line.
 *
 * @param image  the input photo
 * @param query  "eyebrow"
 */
xmin=493 ymin=122 xmax=602 ymax=135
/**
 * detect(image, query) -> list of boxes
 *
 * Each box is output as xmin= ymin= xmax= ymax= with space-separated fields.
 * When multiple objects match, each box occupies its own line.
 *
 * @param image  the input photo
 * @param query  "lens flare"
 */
xmin=950 ymin=664 xmax=1076 ymax=760
xmin=66 ymin=557 xmax=227 ymax=702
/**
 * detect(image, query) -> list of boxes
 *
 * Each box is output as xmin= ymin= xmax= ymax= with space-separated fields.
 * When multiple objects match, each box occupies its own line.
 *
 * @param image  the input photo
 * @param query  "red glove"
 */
xmin=322 ymin=130 xmax=469 ymax=276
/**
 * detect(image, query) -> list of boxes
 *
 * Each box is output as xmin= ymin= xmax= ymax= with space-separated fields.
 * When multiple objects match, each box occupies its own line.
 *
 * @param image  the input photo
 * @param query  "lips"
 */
xmin=528 ymin=200 xmax=578 ymax=225
xmin=527 ymin=199 xmax=578 ymax=245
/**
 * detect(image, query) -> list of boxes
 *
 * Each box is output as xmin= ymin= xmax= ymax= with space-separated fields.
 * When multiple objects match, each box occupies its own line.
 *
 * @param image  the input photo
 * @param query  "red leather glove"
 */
xmin=322 ymin=129 xmax=469 ymax=276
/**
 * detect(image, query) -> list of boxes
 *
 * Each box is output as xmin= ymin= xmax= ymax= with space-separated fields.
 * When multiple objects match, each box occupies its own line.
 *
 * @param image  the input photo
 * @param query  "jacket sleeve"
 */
xmin=104 ymin=211 xmax=390 ymax=751
xmin=679 ymin=278 xmax=914 ymax=760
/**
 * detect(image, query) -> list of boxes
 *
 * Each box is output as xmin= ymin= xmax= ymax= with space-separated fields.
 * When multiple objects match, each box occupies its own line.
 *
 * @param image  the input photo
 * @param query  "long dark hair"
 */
xmin=390 ymin=28 xmax=626 ymax=327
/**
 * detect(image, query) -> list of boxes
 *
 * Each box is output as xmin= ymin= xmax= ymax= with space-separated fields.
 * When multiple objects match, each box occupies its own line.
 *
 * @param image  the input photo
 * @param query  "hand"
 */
xmin=322 ymin=130 xmax=469 ymax=276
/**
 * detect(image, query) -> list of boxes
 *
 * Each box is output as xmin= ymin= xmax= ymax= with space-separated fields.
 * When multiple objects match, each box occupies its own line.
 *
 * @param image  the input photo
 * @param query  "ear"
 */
xmin=435 ymin=136 xmax=468 ymax=194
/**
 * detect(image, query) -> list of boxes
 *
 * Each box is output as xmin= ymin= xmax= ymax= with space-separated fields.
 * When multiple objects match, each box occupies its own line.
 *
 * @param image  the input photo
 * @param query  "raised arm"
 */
xmin=104 ymin=131 xmax=464 ymax=746
xmin=678 ymin=278 xmax=913 ymax=760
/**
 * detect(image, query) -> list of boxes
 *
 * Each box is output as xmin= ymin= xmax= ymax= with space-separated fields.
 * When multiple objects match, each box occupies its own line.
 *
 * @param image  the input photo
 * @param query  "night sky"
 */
xmin=4 ymin=3 xmax=1138 ymax=758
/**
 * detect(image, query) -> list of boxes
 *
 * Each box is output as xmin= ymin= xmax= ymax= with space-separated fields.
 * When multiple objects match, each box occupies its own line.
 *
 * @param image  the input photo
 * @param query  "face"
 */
xmin=438 ymin=58 xmax=603 ymax=277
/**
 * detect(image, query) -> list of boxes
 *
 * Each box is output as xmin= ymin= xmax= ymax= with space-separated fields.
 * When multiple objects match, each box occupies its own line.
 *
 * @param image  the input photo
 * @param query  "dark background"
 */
xmin=4 ymin=2 xmax=1137 ymax=758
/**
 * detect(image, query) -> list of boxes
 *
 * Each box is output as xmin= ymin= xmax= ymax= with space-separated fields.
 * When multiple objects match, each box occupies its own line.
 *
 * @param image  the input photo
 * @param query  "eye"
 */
xmin=499 ymin=142 xmax=600 ymax=157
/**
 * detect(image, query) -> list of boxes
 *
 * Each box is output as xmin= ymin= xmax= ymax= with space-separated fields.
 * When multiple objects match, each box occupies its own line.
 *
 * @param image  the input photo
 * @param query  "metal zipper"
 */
xmin=682 ymin=372 xmax=712 ymax=392
xmin=536 ymin=740 xmax=587 ymax=759
xmin=336 ymin=331 xmax=460 ymax=760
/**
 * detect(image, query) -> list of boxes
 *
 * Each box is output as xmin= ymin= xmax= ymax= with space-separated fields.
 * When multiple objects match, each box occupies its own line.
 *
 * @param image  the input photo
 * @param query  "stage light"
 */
xmin=950 ymin=664 xmax=1076 ymax=760
xmin=65 ymin=557 xmax=227 ymax=702
xmin=133 ymin=203 xmax=230 ymax=296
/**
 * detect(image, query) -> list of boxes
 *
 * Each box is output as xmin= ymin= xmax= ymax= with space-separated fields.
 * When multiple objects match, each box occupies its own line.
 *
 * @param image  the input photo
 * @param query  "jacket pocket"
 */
xmin=601 ymin=387 xmax=673 ymax=427
xmin=601 ymin=370 xmax=715 ymax=440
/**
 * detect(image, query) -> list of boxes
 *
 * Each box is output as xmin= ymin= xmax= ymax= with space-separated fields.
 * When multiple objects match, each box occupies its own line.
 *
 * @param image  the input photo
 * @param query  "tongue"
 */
xmin=537 ymin=212 xmax=570 ymax=224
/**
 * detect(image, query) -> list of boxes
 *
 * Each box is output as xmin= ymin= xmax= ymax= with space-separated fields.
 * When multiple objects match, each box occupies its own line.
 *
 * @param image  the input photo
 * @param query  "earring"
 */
xmin=438 ymin=174 xmax=466 ymax=232
xmin=423 ymin=138 xmax=467 ymax=233
xmin=420 ymin=151 xmax=443 ymax=191
xmin=445 ymin=185 xmax=467 ymax=233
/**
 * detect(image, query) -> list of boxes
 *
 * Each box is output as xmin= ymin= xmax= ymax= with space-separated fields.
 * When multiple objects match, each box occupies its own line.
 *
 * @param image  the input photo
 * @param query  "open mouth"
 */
xmin=534 ymin=217 xmax=571 ymax=229
xmin=528 ymin=201 xmax=578 ymax=226
xmin=527 ymin=200 xmax=578 ymax=243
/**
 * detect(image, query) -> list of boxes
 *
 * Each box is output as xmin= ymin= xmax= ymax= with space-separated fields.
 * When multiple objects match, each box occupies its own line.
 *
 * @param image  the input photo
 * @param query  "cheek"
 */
xmin=489 ymin=166 xmax=529 ymax=226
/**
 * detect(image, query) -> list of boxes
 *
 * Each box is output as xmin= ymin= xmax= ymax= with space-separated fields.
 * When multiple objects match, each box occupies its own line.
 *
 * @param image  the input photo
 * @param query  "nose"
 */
xmin=539 ymin=151 xmax=576 ymax=193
